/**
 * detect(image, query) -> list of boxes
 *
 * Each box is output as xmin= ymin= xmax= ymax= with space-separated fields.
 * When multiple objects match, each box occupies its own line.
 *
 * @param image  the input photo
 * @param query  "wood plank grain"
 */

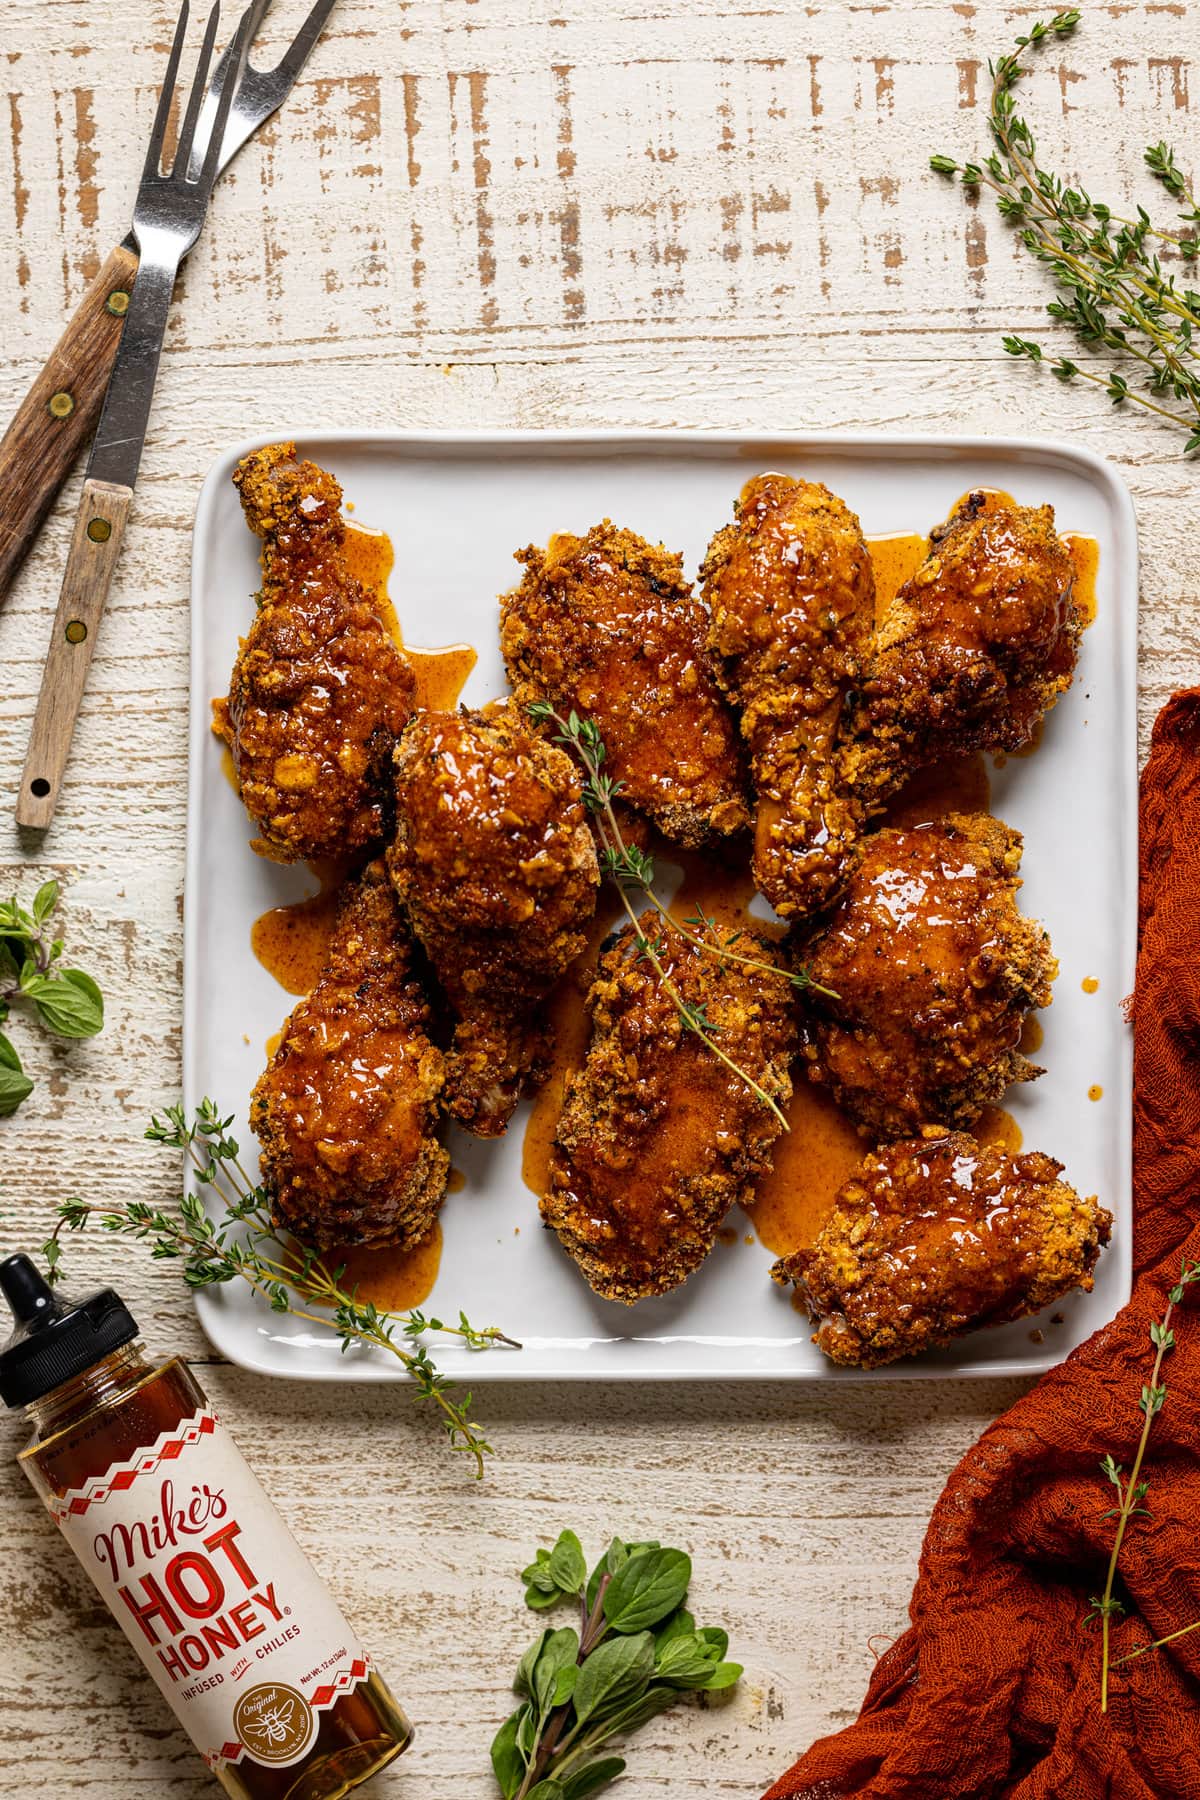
xmin=16 ymin=478 xmax=133 ymax=828
xmin=0 ymin=2 xmax=1194 ymax=1792
xmin=0 ymin=243 xmax=136 ymax=605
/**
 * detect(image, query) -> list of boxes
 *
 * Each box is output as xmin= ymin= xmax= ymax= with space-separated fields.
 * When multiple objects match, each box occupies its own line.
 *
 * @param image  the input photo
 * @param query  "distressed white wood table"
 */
xmin=0 ymin=2 xmax=1193 ymax=1791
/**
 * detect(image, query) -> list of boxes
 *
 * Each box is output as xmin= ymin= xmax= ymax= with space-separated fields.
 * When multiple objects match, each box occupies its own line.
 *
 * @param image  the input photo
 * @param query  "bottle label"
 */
xmin=49 ymin=1409 xmax=369 ymax=1771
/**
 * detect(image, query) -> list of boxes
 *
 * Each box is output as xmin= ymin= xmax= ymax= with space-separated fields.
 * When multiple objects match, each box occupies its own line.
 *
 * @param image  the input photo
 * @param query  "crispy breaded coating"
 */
xmin=796 ymin=813 xmax=1055 ymax=1138
xmin=773 ymin=1129 xmax=1111 ymax=1368
xmin=698 ymin=471 xmax=877 ymax=921
xmin=214 ymin=442 xmax=415 ymax=862
xmin=700 ymin=474 xmax=876 ymax=919
xmin=840 ymin=490 xmax=1081 ymax=812
xmin=501 ymin=522 xmax=749 ymax=849
xmin=388 ymin=700 xmax=599 ymax=1137
xmin=544 ymin=913 xmax=798 ymax=1303
xmin=251 ymin=861 xmax=448 ymax=1251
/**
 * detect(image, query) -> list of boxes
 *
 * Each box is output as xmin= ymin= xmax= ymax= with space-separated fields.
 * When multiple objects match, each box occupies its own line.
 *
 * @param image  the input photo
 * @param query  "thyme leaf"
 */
xmin=529 ymin=701 xmax=838 ymax=1129
xmin=932 ymin=11 xmax=1200 ymax=449
xmin=1091 ymin=1254 xmax=1200 ymax=1708
xmin=46 ymin=1099 xmax=518 ymax=1479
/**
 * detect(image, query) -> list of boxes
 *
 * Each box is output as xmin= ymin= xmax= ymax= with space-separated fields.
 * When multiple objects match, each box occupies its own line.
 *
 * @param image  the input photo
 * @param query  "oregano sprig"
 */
xmin=492 ymin=1531 xmax=741 ymax=1800
xmin=45 ymin=1099 xmax=518 ymax=1479
xmin=0 ymin=880 xmax=104 ymax=1115
xmin=1087 ymin=1255 xmax=1200 ymax=1709
xmin=529 ymin=702 xmax=834 ymax=1129
xmin=932 ymin=11 xmax=1200 ymax=451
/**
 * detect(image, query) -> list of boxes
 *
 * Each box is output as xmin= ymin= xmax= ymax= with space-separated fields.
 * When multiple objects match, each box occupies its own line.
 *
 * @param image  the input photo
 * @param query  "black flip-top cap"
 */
xmin=0 ymin=1253 xmax=139 ymax=1408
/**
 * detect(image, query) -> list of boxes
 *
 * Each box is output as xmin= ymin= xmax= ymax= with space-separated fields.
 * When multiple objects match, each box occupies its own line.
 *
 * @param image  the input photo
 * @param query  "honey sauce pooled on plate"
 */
xmin=343 ymin=517 xmax=478 ymax=712
xmin=743 ymin=1079 xmax=865 ymax=1255
xmin=330 ymin=1222 xmax=443 ymax=1313
xmin=866 ymin=531 xmax=925 ymax=621
xmin=522 ymin=901 xmax=623 ymax=1201
xmin=251 ymin=876 xmax=343 ymax=996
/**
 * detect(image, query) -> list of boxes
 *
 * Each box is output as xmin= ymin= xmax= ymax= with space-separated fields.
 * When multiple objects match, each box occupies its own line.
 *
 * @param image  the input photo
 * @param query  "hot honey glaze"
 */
xmin=743 ymin=1078 xmax=866 ymax=1256
xmin=251 ymin=878 xmax=343 ymax=996
xmin=343 ymin=516 xmax=478 ymax=713
xmin=330 ymin=1223 xmax=443 ymax=1312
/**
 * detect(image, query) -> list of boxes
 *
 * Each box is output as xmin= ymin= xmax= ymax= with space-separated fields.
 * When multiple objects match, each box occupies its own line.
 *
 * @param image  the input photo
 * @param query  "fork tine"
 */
xmin=142 ymin=0 xmax=191 ymax=182
xmin=196 ymin=3 xmax=254 ymax=190
xmin=172 ymin=0 xmax=222 ymax=178
xmin=273 ymin=0 xmax=338 ymax=82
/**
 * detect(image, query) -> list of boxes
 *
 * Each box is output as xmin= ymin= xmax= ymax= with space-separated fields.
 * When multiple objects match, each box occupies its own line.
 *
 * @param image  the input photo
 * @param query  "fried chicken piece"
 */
xmin=700 ymin=474 xmax=876 ymax=918
xmin=773 ymin=1130 xmax=1111 ymax=1368
xmin=797 ymin=814 xmax=1055 ymax=1138
xmin=544 ymin=914 xmax=798 ymax=1303
xmin=214 ymin=442 xmax=415 ymax=862
xmin=388 ymin=700 xmax=599 ymax=1136
xmin=251 ymin=861 xmax=448 ymax=1251
xmin=840 ymin=490 xmax=1081 ymax=813
xmin=501 ymin=522 xmax=749 ymax=849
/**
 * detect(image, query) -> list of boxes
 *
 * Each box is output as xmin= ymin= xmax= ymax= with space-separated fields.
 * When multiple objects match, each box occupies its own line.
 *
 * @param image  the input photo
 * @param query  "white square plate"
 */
xmin=186 ymin=431 xmax=1136 ymax=1383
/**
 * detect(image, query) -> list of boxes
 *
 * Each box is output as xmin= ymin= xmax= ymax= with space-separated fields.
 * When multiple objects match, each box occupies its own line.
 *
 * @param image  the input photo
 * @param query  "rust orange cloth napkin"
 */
xmin=764 ymin=690 xmax=1200 ymax=1800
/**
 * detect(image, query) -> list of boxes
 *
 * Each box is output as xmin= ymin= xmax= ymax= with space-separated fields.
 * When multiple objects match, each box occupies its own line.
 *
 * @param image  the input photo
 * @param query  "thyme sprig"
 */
xmin=44 ymin=1100 xmax=518 ymax=1479
xmin=530 ymin=702 xmax=829 ymax=1128
xmin=932 ymin=10 xmax=1200 ymax=451
xmin=1086 ymin=1255 xmax=1200 ymax=1709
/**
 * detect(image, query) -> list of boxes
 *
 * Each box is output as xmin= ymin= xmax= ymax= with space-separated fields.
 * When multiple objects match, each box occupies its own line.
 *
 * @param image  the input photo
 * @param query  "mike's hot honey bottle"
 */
xmin=0 ymin=1252 xmax=413 ymax=1799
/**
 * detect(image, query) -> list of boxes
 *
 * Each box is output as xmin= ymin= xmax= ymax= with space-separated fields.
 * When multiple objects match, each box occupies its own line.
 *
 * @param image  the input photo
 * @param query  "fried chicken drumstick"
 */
xmin=388 ymin=700 xmax=599 ymax=1137
xmin=543 ymin=914 xmax=798 ymax=1303
xmin=215 ymin=442 xmax=415 ymax=862
xmin=840 ymin=490 xmax=1081 ymax=813
xmin=773 ymin=1130 xmax=1112 ymax=1368
xmin=502 ymin=522 xmax=749 ymax=848
xmin=251 ymin=861 xmax=448 ymax=1251
xmin=700 ymin=474 xmax=876 ymax=919
xmin=797 ymin=813 xmax=1055 ymax=1139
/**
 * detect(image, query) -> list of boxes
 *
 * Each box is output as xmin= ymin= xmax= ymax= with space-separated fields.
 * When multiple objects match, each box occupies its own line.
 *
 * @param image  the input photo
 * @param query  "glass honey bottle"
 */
xmin=0 ymin=1252 xmax=412 ymax=1799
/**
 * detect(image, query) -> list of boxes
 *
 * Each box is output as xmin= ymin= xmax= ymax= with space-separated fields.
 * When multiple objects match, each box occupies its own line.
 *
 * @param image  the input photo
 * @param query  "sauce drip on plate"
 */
xmin=326 ymin=1222 xmax=443 ymax=1312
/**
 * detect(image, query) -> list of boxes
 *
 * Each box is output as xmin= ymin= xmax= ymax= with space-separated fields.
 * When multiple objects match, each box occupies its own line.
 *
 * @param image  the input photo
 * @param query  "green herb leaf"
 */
xmin=515 ymin=1630 xmax=551 ymax=1698
xmin=524 ymin=1783 xmax=566 ymax=1800
xmin=655 ymin=1632 xmax=721 ymax=1687
xmin=25 ymin=969 xmax=104 ymax=1039
xmin=552 ymin=1663 xmax=579 ymax=1707
xmin=548 ymin=1529 xmax=588 ymax=1595
xmin=653 ymin=1606 xmax=696 ymax=1648
xmin=525 ymin=1585 xmax=561 ymax=1612
xmin=571 ymin=1630 xmax=655 ymax=1725
xmin=533 ymin=1628 xmax=580 ymax=1716
xmin=561 ymin=1759 xmax=626 ymax=1800
xmin=522 ymin=1549 xmax=559 ymax=1593
xmin=0 ymin=1034 xmax=33 ymax=1117
xmin=603 ymin=1548 xmax=691 ymax=1634
xmin=702 ymin=1660 xmax=743 ymax=1691
xmin=490 ymin=1711 xmax=527 ymax=1799
xmin=32 ymin=880 xmax=59 ymax=928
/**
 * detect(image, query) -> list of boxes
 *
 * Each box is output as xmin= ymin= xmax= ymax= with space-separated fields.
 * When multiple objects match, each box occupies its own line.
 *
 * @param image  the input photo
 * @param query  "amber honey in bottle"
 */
xmin=0 ymin=1253 xmax=412 ymax=1799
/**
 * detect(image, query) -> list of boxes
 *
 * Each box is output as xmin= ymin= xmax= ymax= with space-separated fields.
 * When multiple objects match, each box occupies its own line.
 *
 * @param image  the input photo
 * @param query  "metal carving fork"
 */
xmin=0 ymin=0 xmax=339 ymax=610
xmin=15 ymin=0 xmax=252 ymax=828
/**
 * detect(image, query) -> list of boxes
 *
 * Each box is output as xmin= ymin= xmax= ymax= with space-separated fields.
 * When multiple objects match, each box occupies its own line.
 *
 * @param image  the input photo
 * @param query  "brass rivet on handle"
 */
xmin=105 ymin=290 xmax=130 ymax=317
xmin=47 ymin=390 xmax=74 ymax=420
xmin=86 ymin=518 xmax=111 ymax=544
xmin=65 ymin=620 xmax=88 ymax=646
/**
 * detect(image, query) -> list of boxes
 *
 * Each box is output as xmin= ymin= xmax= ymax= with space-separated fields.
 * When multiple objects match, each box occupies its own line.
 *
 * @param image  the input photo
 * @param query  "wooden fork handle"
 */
xmin=0 ymin=242 xmax=138 ymax=607
xmin=16 ymin=479 xmax=133 ymax=830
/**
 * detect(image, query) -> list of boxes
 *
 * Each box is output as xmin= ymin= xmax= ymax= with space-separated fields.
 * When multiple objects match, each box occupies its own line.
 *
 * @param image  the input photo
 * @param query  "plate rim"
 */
xmin=186 ymin=427 xmax=1139 ymax=1383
